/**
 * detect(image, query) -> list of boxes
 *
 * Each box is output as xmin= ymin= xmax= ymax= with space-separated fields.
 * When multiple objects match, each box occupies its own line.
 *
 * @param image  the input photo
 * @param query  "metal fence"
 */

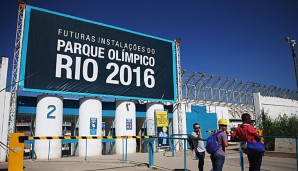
xmin=10 ymin=134 xmax=298 ymax=171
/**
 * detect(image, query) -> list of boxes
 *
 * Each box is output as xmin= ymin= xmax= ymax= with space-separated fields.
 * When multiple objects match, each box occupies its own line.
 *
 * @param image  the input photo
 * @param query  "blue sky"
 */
xmin=1 ymin=0 xmax=298 ymax=90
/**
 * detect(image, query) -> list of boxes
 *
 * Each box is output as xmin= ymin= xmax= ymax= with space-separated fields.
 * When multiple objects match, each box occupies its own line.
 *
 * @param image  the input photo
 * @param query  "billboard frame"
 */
xmin=19 ymin=5 xmax=177 ymax=103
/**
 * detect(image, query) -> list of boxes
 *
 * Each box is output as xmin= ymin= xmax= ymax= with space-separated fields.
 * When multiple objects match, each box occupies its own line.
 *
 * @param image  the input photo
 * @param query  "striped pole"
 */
xmin=19 ymin=135 xmax=152 ymax=141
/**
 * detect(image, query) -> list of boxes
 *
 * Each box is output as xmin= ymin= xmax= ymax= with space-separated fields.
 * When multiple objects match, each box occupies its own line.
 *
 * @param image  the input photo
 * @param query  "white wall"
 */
xmin=0 ymin=92 xmax=10 ymax=161
xmin=254 ymin=92 xmax=298 ymax=122
xmin=207 ymin=106 xmax=230 ymax=127
xmin=0 ymin=57 xmax=10 ymax=162
xmin=275 ymin=138 xmax=296 ymax=153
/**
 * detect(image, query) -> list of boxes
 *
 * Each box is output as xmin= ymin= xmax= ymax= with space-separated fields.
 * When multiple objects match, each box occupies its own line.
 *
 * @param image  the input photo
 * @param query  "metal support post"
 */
xmin=183 ymin=138 xmax=187 ymax=171
xmin=125 ymin=138 xmax=128 ymax=161
xmin=240 ymin=148 xmax=244 ymax=171
xmin=291 ymin=44 xmax=298 ymax=90
xmin=48 ymin=139 xmax=51 ymax=160
xmin=122 ymin=138 xmax=124 ymax=161
xmin=285 ymin=37 xmax=298 ymax=90
xmin=296 ymin=138 xmax=298 ymax=171
xmin=148 ymin=139 xmax=154 ymax=168
xmin=85 ymin=139 xmax=87 ymax=161
xmin=175 ymin=39 xmax=183 ymax=150
xmin=8 ymin=2 xmax=26 ymax=134
xmin=171 ymin=138 xmax=174 ymax=157
xmin=31 ymin=141 xmax=35 ymax=160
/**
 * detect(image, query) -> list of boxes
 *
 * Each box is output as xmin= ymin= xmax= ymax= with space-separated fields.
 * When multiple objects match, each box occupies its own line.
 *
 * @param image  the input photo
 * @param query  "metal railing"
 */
xmin=8 ymin=134 xmax=298 ymax=171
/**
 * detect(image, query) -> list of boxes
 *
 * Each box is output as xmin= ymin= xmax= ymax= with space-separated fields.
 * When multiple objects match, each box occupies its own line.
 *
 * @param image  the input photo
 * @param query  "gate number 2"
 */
xmin=47 ymin=105 xmax=56 ymax=119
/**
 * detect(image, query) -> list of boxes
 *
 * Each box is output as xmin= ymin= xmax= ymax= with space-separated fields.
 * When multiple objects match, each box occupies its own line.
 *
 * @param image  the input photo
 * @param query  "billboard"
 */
xmin=20 ymin=6 xmax=177 ymax=102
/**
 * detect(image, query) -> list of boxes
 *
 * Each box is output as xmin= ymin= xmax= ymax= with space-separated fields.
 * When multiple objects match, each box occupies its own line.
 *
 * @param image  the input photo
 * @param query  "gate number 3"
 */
xmin=47 ymin=105 xmax=56 ymax=119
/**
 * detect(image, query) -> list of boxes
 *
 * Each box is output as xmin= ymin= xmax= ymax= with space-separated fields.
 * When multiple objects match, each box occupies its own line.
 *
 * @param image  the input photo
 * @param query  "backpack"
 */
xmin=187 ymin=135 xmax=195 ymax=151
xmin=206 ymin=130 xmax=223 ymax=154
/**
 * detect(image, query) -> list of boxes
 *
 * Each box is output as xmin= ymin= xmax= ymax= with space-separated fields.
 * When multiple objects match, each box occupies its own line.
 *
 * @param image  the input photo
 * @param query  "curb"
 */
xmin=264 ymin=151 xmax=296 ymax=158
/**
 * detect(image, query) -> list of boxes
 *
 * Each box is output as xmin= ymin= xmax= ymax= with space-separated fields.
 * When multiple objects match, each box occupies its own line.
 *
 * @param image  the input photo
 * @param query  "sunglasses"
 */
xmin=194 ymin=127 xmax=200 ymax=129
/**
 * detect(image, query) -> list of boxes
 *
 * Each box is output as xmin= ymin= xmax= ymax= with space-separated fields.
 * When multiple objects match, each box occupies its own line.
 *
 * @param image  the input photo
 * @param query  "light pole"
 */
xmin=285 ymin=36 xmax=298 ymax=90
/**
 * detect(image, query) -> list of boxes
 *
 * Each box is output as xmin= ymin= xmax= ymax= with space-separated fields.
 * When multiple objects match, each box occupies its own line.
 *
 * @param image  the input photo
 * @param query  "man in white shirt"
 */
xmin=191 ymin=123 xmax=206 ymax=171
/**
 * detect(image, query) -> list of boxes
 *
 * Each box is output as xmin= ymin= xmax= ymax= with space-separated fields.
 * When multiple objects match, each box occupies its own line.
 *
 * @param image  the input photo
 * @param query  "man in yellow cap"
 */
xmin=210 ymin=118 xmax=228 ymax=171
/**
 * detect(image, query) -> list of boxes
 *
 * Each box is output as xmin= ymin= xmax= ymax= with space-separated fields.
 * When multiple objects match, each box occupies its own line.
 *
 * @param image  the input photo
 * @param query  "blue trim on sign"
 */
xmin=18 ymin=106 xmax=79 ymax=115
xmin=102 ymin=139 xmax=115 ymax=143
xmin=172 ymin=42 xmax=177 ymax=102
xmin=18 ymin=106 xmax=35 ymax=114
xmin=63 ymin=108 xmax=78 ymax=115
xmin=18 ymin=106 xmax=173 ymax=118
xmin=103 ymin=110 xmax=115 ymax=117
xmin=24 ymin=140 xmax=34 ymax=144
xmin=62 ymin=139 xmax=78 ymax=144
xmin=27 ymin=5 xmax=173 ymax=43
xmin=136 ymin=112 xmax=146 ymax=118
xmin=20 ymin=87 xmax=175 ymax=103
xmin=19 ymin=6 xmax=32 ymax=89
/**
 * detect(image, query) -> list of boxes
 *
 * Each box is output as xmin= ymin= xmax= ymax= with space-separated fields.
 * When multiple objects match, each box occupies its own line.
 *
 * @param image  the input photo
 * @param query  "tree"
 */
xmin=260 ymin=110 xmax=298 ymax=150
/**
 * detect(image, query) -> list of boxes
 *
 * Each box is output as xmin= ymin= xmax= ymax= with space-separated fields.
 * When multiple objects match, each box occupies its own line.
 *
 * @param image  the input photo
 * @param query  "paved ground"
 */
xmin=0 ymin=147 xmax=296 ymax=171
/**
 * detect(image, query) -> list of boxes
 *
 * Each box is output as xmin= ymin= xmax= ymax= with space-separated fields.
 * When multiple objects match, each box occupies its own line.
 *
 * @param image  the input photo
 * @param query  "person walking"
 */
xmin=232 ymin=113 xmax=263 ymax=171
xmin=210 ymin=118 xmax=228 ymax=171
xmin=191 ymin=123 xmax=205 ymax=171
